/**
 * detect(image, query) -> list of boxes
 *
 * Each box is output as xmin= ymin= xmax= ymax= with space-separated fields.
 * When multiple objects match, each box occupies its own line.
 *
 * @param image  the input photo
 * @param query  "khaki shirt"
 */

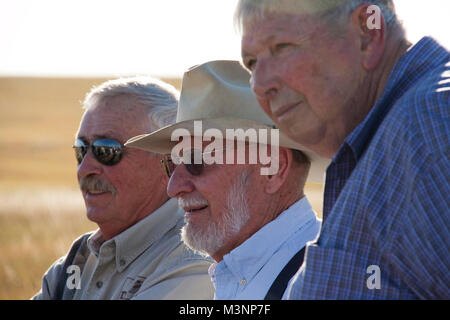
xmin=32 ymin=199 xmax=214 ymax=300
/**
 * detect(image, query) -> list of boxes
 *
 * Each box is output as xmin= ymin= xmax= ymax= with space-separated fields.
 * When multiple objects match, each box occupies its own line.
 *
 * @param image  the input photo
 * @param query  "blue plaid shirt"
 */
xmin=288 ymin=37 xmax=450 ymax=299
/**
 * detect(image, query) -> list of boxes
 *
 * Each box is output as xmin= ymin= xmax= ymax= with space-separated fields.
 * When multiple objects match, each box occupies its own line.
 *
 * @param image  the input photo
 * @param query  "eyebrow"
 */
xmin=241 ymin=35 xmax=277 ymax=58
xmin=77 ymin=132 xmax=122 ymax=143
xmin=94 ymin=132 xmax=118 ymax=140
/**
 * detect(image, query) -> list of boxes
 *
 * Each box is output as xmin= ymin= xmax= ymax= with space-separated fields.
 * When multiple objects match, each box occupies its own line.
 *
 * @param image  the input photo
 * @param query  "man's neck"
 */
xmin=98 ymin=195 xmax=170 ymax=240
xmin=320 ymin=28 xmax=411 ymax=158
xmin=371 ymin=29 xmax=412 ymax=110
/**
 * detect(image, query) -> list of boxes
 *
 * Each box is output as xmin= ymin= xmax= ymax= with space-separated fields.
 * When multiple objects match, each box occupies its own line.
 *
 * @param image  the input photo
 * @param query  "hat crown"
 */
xmin=177 ymin=60 xmax=276 ymax=126
xmin=125 ymin=60 xmax=330 ymax=183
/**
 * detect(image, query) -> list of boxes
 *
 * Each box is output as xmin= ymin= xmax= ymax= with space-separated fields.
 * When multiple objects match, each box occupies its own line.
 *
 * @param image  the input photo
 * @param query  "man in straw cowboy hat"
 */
xmin=126 ymin=60 xmax=329 ymax=299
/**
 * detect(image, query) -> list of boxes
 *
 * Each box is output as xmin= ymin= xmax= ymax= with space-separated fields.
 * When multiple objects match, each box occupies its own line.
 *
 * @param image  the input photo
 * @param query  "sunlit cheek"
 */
xmin=283 ymin=55 xmax=315 ymax=84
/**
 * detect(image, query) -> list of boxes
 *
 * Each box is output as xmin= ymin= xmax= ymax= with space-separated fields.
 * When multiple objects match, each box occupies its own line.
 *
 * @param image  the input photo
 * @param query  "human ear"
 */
xmin=263 ymin=147 xmax=292 ymax=194
xmin=351 ymin=4 xmax=386 ymax=71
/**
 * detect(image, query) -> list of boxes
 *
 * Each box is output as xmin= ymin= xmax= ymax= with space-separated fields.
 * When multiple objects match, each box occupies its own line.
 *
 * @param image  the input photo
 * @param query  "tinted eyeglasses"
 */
xmin=161 ymin=149 xmax=217 ymax=178
xmin=73 ymin=138 xmax=125 ymax=166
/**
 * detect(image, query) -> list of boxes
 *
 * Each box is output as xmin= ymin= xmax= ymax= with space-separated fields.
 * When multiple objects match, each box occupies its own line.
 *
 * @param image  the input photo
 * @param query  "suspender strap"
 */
xmin=55 ymin=233 xmax=91 ymax=300
xmin=264 ymin=247 xmax=306 ymax=300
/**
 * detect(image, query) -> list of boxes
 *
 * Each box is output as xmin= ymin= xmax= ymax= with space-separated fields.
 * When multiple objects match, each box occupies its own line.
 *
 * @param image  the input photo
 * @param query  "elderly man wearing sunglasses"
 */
xmin=126 ymin=61 xmax=329 ymax=300
xmin=32 ymin=77 xmax=214 ymax=300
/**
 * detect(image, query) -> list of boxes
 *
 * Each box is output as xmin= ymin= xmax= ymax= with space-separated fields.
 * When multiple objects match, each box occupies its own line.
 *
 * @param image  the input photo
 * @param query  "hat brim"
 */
xmin=125 ymin=117 xmax=329 ymax=183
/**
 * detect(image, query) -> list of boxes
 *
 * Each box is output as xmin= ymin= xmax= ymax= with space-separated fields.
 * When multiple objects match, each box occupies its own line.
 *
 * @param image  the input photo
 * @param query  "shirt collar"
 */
xmin=87 ymin=198 xmax=182 ymax=272
xmin=341 ymin=37 xmax=447 ymax=162
xmin=212 ymin=197 xmax=317 ymax=284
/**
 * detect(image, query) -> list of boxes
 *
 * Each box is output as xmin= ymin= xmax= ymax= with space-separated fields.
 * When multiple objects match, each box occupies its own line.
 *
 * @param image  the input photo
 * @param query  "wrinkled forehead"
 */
xmin=77 ymin=96 xmax=150 ymax=142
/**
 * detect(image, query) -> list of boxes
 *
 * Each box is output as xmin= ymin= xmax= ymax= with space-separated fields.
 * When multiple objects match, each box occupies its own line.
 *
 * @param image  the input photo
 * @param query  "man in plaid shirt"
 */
xmin=237 ymin=0 xmax=449 ymax=299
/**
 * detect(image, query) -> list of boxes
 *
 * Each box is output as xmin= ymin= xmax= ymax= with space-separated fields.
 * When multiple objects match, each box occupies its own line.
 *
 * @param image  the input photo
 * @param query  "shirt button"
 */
xmin=240 ymin=279 xmax=246 ymax=286
xmin=96 ymin=281 xmax=103 ymax=288
xmin=120 ymin=259 xmax=126 ymax=266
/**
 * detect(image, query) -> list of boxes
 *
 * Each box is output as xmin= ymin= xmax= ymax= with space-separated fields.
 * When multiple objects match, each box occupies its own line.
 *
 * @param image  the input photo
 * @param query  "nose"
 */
xmin=167 ymin=164 xmax=195 ymax=199
xmin=77 ymin=149 xmax=102 ymax=181
xmin=250 ymin=57 xmax=281 ymax=101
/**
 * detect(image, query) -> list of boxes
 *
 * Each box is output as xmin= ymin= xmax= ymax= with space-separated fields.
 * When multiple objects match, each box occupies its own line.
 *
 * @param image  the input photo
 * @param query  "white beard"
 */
xmin=181 ymin=169 xmax=251 ymax=257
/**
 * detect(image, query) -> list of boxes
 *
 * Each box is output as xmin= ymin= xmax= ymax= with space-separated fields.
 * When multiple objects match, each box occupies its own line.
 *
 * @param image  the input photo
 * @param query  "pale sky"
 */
xmin=0 ymin=0 xmax=448 ymax=78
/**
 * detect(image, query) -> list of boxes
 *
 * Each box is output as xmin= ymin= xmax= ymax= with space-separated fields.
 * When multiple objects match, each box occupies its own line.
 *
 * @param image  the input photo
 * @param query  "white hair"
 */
xmin=180 ymin=169 xmax=251 ymax=257
xmin=325 ymin=0 xmax=397 ymax=28
xmin=83 ymin=76 xmax=179 ymax=130
xmin=235 ymin=0 xmax=399 ymax=33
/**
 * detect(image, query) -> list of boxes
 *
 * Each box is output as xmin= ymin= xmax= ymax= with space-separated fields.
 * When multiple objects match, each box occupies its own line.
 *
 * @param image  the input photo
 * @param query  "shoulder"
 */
xmin=150 ymin=216 xmax=213 ymax=278
xmin=46 ymin=231 xmax=94 ymax=275
xmin=161 ymin=227 xmax=212 ymax=274
xmin=31 ymin=231 xmax=94 ymax=299
xmin=134 ymin=220 xmax=214 ymax=299
xmin=384 ymin=58 xmax=449 ymax=157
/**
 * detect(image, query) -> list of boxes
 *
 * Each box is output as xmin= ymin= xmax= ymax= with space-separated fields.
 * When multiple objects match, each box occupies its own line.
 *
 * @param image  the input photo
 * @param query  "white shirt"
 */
xmin=209 ymin=196 xmax=321 ymax=300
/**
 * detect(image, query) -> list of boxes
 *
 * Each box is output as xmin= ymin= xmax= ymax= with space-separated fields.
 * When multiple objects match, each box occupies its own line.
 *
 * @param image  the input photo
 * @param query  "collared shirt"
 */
xmin=288 ymin=37 xmax=450 ymax=299
xmin=209 ymin=196 xmax=321 ymax=300
xmin=32 ymin=198 xmax=214 ymax=300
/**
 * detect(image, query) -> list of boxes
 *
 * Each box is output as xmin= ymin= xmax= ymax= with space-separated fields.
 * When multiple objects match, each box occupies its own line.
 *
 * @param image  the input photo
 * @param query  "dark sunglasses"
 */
xmin=73 ymin=138 xmax=125 ymax=166
xmin=161 ymin=149 xmax=218 ymax=178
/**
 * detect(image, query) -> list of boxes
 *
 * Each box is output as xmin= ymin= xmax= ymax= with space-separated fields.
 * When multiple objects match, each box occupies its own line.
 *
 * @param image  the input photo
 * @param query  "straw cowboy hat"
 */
xmin=125 ymin=60 xmax=329 ymax=183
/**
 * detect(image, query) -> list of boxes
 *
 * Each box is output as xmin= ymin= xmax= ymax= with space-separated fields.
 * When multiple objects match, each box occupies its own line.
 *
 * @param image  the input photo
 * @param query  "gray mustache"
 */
xmin=79 ymin=176 xmax=116 ymax=195
xmin=178 ymin=196 xmax=208 ymax=210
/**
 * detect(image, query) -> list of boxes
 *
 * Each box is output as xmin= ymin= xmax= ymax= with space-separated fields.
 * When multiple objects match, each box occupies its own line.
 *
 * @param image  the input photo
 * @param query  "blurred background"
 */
xmin=0 ymin=0 xmax=448 ymax=299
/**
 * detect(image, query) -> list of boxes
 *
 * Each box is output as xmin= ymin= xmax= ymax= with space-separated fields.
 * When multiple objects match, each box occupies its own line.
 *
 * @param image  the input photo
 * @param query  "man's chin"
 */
xmin=181 ymin=224 xmax=221 ymax=257
xmin=85 ymin=208 xmax=108 ymax=224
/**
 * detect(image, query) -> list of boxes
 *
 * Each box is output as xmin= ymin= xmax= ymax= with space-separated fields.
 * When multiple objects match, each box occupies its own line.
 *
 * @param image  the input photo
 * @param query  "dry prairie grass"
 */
xmin=0 ymin=189 xmax=96 ymax=299
xmin=0 ymin=76 xmax=323 ymax=300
